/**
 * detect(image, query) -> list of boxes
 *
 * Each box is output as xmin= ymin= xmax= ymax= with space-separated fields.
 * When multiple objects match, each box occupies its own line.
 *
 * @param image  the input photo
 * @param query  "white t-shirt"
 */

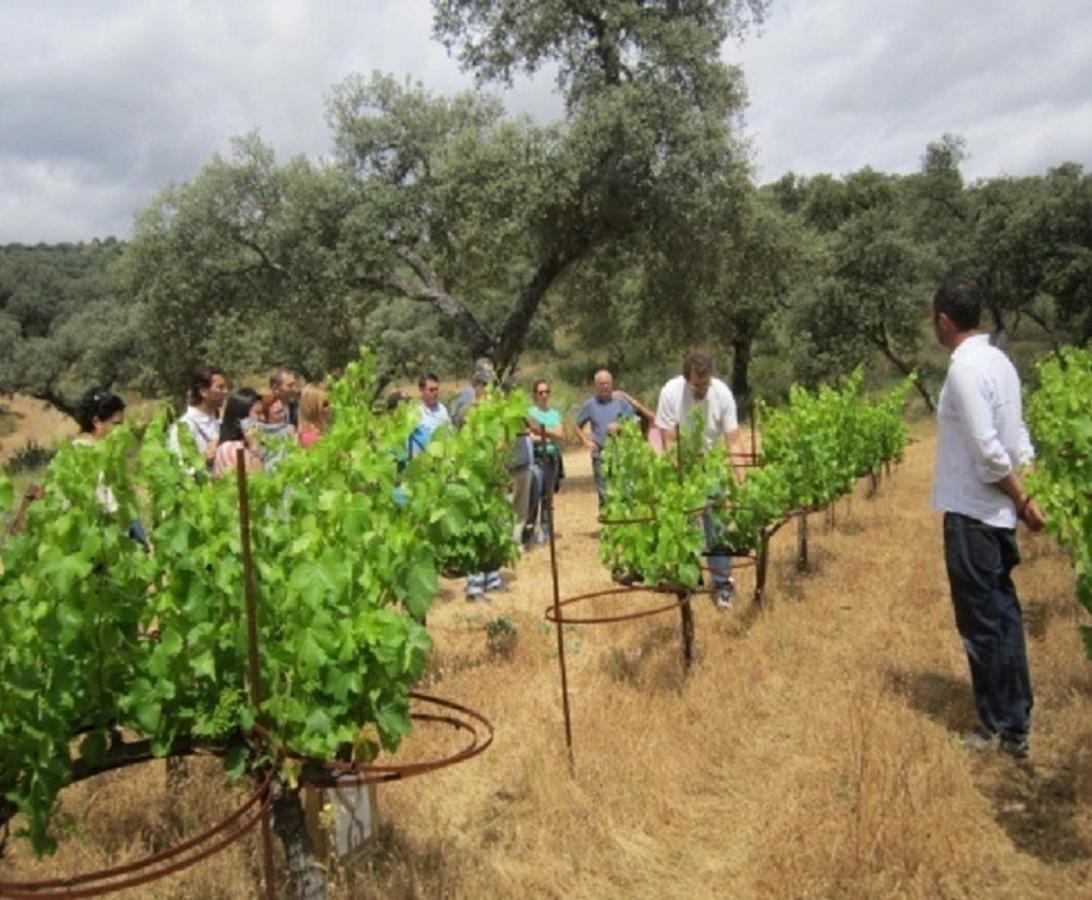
xmin=654 ymin=375 xmax=739 ymax=451
xmin=169 ymin=406 xmax=221 ymax=456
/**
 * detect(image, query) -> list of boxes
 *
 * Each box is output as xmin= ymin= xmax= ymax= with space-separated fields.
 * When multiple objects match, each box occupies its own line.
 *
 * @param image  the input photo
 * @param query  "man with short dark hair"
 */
xmin=654 ymin=351 xmax=747 ymax=609
xmin=416 ymin=372 xmax=450 ymax=437
xmin=931 ymin=277 xmax=1044 ymax=759
xmin=169 ymin=365 xmax=228 ymax=468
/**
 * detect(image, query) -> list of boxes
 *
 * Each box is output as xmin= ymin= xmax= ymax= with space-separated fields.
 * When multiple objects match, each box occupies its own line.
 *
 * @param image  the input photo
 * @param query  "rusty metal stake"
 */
xmin=235 ymin=450 xmax=278 ymax=900
xmin=542 ymin=429 xmax=574 ymax=773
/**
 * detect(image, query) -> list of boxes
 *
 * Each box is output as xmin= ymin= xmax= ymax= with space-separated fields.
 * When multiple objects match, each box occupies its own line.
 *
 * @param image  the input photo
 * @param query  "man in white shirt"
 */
xmin=930 ymin=277 xmax=1045 ymax=759
xmin=415 ymin=372 xmax=451 ymax=445
xmin=169 ymin=365 xmax=228 ymax=469
xmin=654 ymin=352 xmax=748 ymax=609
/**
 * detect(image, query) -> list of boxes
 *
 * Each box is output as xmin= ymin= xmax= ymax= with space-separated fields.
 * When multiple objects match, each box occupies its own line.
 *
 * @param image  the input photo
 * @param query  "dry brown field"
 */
xmin=2 ymin=423 xmax=1090 ymax=899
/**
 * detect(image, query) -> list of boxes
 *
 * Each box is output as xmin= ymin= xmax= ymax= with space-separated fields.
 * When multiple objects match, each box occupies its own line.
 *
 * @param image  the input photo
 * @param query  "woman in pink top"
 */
xmin=211 ymin=389 xmax=263 ymax=478
xmin=297 ymin=384 xmax=331 ymax=448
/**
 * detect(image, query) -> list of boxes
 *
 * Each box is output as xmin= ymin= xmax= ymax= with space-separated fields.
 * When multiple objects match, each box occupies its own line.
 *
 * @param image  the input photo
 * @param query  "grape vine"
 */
xmin=1026 ymin=346 xmax=1092 ymax=658
xmin=600 ymin=370 xmax=912 ymax=588
xmin=0 ymin=349 xmax=526 ymax=854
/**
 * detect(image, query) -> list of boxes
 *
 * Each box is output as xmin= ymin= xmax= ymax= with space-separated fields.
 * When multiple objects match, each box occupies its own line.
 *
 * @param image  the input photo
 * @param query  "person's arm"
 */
xmin=530 ymin=414 xmax=564 ymax=442
xmin=7 ymin=484 xmax=44 ymax=536
xmin=615 ymin=390 xmax=655 ymax=423
xmin=992 ymin=472 xmax=1045 ymax=531
xmin=575 ymin=403 xmax=598 ymax=451
xmin=654 ymin=387 xmax=676 ymax=455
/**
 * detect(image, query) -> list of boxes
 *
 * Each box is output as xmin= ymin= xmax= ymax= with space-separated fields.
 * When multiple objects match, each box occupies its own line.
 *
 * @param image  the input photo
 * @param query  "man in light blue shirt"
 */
xmin=576 ymin=369 xmax=639 ymax=508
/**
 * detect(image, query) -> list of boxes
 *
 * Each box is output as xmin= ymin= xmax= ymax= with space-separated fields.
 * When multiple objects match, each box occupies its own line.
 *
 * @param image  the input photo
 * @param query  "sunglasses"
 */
xmin=536 ymin=389 xmax=550 ymax=396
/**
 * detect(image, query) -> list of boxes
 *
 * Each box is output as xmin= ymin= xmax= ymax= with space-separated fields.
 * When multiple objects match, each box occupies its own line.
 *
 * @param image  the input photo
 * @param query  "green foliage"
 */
xmin=1026 ymin=347 xmax=1092 ymax=655
xmin=0 ymin=348 xmax=520 ymax=854
xmin=0 ymin=240 xmax=139 ymax=421
xmin=599 ymin=372 xmax=912 ymax=586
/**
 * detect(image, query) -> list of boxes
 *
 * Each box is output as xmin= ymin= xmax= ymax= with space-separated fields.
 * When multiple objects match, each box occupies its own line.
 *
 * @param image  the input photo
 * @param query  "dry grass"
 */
xmin=2 ymin=424 xmax=1090 ymax=898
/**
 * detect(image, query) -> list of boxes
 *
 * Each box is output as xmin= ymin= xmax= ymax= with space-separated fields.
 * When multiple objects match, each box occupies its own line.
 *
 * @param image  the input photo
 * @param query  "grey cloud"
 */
xmin=1 ymin=0 xmax=1087 ymax=242
xmin=737 ymin=0 xmax=1092 ymax=180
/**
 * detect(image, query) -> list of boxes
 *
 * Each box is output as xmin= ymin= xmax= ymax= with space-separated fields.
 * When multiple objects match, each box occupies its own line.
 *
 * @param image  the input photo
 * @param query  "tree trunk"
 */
xmin=871 ymin=323 xmax=936 ymax=413
xmin=730 ymin=333 xmax=752 ymax=407
xmin=492 ymin=236 xmax=593 ymax=377
xmin=272 ymin=784 xmax=326 ymax=900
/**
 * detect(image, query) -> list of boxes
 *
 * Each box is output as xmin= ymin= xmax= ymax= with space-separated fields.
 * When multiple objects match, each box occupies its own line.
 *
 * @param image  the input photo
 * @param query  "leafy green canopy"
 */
xmin=0 ymin=349 xmax=526 ymax=854
xmin=600 ymin=371 xmax=912 ymax=587
xmin=1026 ymin=347 xmax=1092 ymax=658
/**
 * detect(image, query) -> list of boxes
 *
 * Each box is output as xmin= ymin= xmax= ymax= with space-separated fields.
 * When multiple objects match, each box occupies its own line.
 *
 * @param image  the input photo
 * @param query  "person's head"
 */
xmin=418 ymin=373 xmax=441 ymax=409
xmin=78 ymin=388 xmax=126 ymax=438
xmin=299 ymin=384 xmax=331 ymax=433
xmin=682 ymin=352 xmax=715 ymax=400
xmin=593 ymin=369 xmax=614 ymax=401
xmin=189 ymin=365 xmax=228 ymax=413
xmin=257 ymin=391 xmax=287 ymax=425
xmin=269 ymin=368 xmax=299 ymax=404
xmin=386 ymin=389 xmax=412 ymax=411
xmin=472 ymin=369 xmax=493 ymax=397
xmin=473 ymin=356 xmax=494 ymax=378
xmin=532 ymin=378 xmax=551 ymax=409
xmin=932 ymin=277 xmax=982 ymax=348
xmin=220 ymin=388 xmax=261 ymax=443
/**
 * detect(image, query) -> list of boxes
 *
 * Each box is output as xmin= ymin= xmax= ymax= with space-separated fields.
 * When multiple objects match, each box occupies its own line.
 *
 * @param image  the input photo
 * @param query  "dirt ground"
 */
xmin=2 ymin=424 xmax=1090 ymax=899
xmin=0 ymin=394 xmax=77 ymax=460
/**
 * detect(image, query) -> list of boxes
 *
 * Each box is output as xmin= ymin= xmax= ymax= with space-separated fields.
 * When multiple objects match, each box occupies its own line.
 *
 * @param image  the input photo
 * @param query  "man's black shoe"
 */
xmin=999 ymin=735 xmax=1029 ymax=759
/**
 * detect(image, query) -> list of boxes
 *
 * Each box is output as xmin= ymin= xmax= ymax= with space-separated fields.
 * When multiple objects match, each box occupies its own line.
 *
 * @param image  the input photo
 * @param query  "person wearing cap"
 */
xmin=450 ymin=357 xmax=495 ymax=429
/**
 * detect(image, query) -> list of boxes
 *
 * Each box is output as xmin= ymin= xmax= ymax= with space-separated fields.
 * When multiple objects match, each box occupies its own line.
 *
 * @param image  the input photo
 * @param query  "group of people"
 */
xmin=170 ymin=366 xmax=331 ymax=477
xmin=410 ymin=278 xmax=1046 ymax=761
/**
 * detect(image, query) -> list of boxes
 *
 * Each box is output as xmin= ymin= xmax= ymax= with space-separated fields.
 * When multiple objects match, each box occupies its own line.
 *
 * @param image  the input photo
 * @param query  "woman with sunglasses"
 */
xmin=528 ymin=379 xmax=564 ymax=544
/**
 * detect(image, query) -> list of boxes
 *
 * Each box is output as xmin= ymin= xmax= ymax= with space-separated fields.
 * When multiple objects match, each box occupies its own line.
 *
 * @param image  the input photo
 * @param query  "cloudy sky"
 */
xmin=2 ymin=0 xmax=1090 ymax=243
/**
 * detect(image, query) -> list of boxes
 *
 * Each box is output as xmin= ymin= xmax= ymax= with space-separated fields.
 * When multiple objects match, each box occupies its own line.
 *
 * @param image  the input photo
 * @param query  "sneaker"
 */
xmin=959 ymin=725 xmax=996 ymax=751
xmin=999 ymin=735 xmax=1029 ymax=759
xmin=612 ymin=570 xmax=637 ymax=586
xmin=484 ymin=572 xmax=507 ymax=593
xmin=535 ymin=528 xmax=550 ymax=546
xmin=712 ymin=579 xmax=736 ymax=611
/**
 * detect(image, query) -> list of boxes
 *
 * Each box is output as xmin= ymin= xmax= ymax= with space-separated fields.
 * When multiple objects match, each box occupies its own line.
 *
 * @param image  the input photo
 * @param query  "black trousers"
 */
xmin=943 ymin=512 xmax=1033 ymax=740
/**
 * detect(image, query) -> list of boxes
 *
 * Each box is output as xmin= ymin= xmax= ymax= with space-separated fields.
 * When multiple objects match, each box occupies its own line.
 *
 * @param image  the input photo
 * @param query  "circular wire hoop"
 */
xmin=0 ymin=762 xmax=274 ymax=900
xmin=544 ymin=584 xmax=694 ymax=626
xmin=272 ymin=691 xmax=494 ymax=789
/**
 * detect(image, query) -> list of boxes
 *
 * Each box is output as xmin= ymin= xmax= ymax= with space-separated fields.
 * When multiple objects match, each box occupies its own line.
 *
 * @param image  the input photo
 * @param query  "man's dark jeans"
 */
xmin=943 ymin=512 xmax=1033 ymax=741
